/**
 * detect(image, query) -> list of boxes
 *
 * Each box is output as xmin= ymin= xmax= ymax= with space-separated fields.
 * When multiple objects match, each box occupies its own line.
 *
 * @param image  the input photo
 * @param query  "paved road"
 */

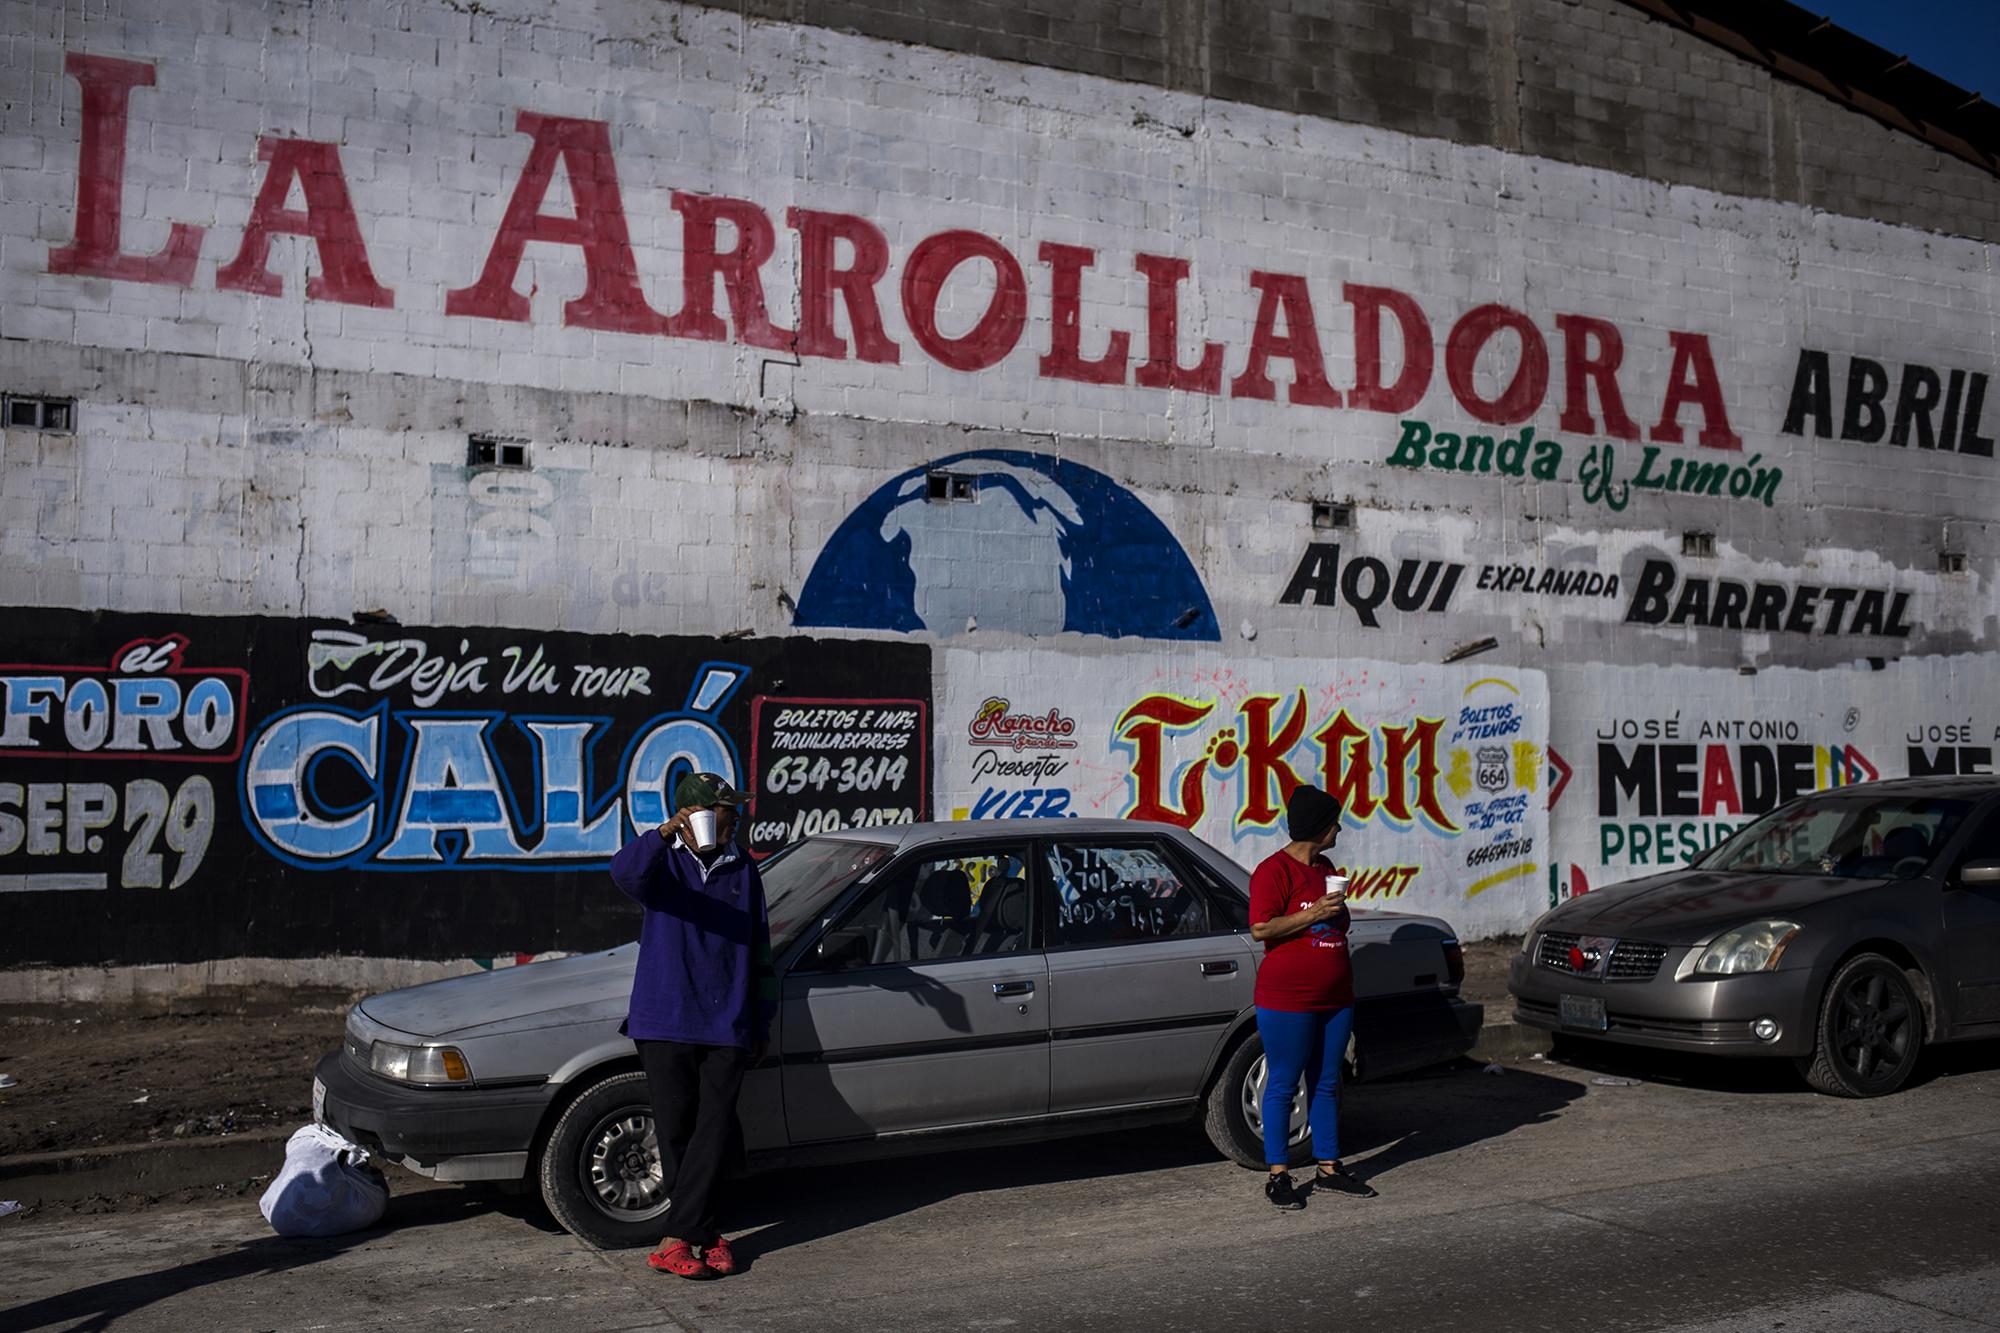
xmin=5 ymin=1039 xmax=1999 ymax=1333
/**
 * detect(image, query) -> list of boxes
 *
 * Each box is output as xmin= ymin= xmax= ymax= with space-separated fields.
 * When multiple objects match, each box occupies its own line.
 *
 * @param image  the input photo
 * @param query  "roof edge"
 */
xmin=1617 ymin=0 xmax=2000 ymax=180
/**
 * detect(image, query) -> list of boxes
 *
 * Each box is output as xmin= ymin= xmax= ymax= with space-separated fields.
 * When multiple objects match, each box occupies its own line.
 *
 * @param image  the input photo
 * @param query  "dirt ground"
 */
xmin=0 ymin=940 xmax=1521 ymax=1169
xmin=0 ymin=1008 xmax=345 ymax=1159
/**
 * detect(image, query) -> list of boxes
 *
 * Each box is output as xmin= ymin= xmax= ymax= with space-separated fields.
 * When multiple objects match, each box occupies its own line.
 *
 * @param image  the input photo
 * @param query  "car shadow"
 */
xmin=709 ymin=1060 xmax=1582 ymax=1270
xmin=1538 ymin=1032 xmax=2000 ymax=1095
xmin=717 ymin=1124 xmax=1212 ymax=1269
xmin=1 ymin=1185 xmax=498 ymax=1333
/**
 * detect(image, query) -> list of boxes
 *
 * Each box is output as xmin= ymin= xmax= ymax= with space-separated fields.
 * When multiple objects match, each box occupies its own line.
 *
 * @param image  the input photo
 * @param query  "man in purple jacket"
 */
xmin=609 ymin=771 xmax=774 ymax=1280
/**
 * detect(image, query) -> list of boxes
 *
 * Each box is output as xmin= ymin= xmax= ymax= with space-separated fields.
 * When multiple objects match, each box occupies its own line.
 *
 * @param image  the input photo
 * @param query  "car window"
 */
xmin=1044 ymin=840 xmax=1209 ymax=947
xmin=761 ymin=838 xmax=895 ymax=950
xmin=807 ymin=847 xmax=1033 ymax=969
xmin=1705 ymin=795 xmax=1971 ymax=879
xmin=1954 ymin=809 xmax=2000 ymax=870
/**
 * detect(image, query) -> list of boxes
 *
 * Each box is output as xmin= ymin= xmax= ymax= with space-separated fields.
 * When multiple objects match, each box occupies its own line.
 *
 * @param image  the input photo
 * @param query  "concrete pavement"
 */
xmin=4 ymin=1039 xmax=1998 ymax=1333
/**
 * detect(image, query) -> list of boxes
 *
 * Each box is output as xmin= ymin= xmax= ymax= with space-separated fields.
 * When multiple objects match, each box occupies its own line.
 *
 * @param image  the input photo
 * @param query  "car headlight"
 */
xmin=1691 ymin=920 xmax=1801 ymax=976
xmin=369 ymin=1041 xmax=472 ymax=1084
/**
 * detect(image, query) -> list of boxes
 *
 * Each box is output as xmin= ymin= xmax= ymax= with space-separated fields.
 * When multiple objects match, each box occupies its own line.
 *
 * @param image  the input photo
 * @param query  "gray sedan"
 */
xmin=1510 ymin=776 xmax=2000 ymax=1097
xmin=316 ymin=818 xmax=1479 ymax=1247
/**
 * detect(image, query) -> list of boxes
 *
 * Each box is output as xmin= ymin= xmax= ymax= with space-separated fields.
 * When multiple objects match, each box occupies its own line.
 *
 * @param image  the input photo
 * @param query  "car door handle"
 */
xmin=993 ymin=981 xmax=1035 ymax=997
xmin=1200 ymin=960 xmax=1239 ymax=976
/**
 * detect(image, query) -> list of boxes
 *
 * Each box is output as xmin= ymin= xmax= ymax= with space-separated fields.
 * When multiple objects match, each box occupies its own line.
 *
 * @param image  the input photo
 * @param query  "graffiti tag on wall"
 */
xmin=938 ymin=651 xmax=1551 ymax=935
xmin=0 ymin=609 xmax=932 ymax=967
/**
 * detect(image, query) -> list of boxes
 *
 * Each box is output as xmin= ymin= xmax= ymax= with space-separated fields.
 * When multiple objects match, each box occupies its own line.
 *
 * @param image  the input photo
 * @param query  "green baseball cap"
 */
xmin=674 ymin=771 xmax=749 ymax=808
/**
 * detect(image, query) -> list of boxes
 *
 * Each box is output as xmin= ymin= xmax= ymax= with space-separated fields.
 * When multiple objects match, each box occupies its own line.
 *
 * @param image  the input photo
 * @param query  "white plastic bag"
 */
xmin=259 ymin=1123 xmax=389 ymax=1237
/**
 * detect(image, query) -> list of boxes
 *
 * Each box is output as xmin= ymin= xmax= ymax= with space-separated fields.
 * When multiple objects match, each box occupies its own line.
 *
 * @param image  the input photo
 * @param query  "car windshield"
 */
xmin=1700 ymin=793 xmax=1972 ymax=879
xmin=761 ymin=837 xmax=894 ymax=948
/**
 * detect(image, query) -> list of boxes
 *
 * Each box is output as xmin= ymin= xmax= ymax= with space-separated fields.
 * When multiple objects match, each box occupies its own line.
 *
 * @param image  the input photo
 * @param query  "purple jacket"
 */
xmin=609 ymin=829 xmax=774 ymax=1049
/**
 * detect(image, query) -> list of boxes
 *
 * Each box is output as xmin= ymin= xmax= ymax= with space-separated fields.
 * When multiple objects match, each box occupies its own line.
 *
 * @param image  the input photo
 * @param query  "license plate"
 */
xmin=312 ymin=1075 xmax=326 ymax=1125
xmin=1559 ymin=994 xmax=1608 ymax=1031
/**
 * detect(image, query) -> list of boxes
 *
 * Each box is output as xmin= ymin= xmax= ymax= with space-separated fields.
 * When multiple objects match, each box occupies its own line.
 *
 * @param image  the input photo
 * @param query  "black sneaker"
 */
xmin=1264 ymin=1171 xmax=1306 ymax=1210
xmin=1312 ymin=1164 xmax=1378 ymax=1198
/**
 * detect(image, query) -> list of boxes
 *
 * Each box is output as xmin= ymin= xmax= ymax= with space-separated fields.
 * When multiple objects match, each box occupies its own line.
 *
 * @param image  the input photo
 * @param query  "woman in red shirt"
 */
xmin=1248 ymin=784 xmax=1378 ymax=1208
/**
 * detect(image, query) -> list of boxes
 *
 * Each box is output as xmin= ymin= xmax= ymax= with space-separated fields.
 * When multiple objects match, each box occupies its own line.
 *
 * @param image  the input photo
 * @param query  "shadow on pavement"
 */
xmin=717 ymin=1059 xmax=1583 ymax=1270
xmin=1339 ymin=1058 xmax=1583 ymax=1178
xmin=1 ymin=1186 xmax=532 ymax=1333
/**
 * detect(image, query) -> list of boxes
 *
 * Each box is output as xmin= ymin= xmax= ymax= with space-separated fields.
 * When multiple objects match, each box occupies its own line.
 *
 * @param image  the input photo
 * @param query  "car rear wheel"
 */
xmin=1202 ymin=1032 xmax=1312 ymax=1168
xmin=536 ymin=1071 xmax=671 ymax=1249
xmin=1796 ymin=954 xmax=1924 ymax=1098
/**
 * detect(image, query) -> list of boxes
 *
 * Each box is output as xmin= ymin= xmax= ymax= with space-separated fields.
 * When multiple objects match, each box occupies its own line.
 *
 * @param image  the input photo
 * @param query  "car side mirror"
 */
xmin=815 ymin=927 xmax=871 ymax=970
xmin=1958 ymin=860 xmax=2000 ymax=887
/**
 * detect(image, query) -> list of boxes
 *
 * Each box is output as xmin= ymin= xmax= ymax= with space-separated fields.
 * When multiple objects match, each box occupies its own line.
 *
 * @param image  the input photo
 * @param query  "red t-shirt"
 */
xmin=1249 ymin=849 xmax=1355 ymax=1011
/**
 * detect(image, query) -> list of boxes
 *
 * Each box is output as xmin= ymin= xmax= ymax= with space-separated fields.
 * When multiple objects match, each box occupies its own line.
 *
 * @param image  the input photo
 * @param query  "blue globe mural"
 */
xmin=795 ymin=449 xmax=1220 ymax=642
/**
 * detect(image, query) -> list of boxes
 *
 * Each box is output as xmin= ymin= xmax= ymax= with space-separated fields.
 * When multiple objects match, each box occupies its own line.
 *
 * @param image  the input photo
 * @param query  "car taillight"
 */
xmin=1443 ymin=939 xmax=1465 ymax=987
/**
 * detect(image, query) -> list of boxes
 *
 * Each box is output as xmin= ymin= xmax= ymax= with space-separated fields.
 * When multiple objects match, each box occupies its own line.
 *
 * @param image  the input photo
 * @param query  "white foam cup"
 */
xmin=686 ymin=808 xmax=719 ymax=851
xmin=1324 ymin=873 xmax=1348 ymax=903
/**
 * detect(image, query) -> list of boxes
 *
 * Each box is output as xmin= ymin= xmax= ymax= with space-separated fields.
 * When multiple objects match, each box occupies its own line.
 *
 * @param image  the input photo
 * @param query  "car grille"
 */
xmin=1606 ymin=941 xmax=1667 ymax=980
xmin=1537 ymin=931 xmax=1583 ymax=972
xmin=1535 ymin=932 xmax=1668 ymax=981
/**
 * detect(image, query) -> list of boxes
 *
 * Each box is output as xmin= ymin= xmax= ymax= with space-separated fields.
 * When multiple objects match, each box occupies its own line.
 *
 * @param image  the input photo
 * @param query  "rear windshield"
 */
xmin=1701 ymin=794 xmax=1971 ymax=879
xmin=762 ymin=837 xmax=893 ymax=948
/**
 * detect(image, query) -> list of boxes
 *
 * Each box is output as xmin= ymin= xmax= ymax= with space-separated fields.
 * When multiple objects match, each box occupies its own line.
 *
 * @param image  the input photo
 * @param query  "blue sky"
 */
xmin=1805 ymin=2 xmax=2000 ymax=99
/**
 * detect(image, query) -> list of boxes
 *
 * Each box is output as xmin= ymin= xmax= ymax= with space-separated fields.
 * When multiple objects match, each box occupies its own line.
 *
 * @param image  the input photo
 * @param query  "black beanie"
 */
xmin=1286 ymin=784 xmax=1340 ymax=842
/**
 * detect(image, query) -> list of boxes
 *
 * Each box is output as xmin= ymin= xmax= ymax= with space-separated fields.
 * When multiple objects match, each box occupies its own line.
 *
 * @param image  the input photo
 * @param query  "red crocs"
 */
xmin=701 ymin=1235 xmax=737 ymax=1276
xmin=647 ymin=1240 xmax=712 ymax=1279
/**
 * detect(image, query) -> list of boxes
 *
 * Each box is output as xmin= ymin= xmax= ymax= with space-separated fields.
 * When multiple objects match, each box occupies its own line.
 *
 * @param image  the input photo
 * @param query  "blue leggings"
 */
xmin=1254 ymin=1006 xmax=1354 ymax=1167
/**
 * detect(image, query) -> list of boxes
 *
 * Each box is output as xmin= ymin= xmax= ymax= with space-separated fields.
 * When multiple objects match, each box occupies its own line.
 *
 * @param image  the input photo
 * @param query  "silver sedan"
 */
xmin=315 ymin=819 xmax=1480 ymax=1247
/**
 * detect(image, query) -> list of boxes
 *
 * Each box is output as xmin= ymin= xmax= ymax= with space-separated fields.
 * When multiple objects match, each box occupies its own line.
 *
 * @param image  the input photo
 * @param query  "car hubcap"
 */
xmin=1242 ymin=1054 xmax=1311 ymax=1148
xmin=1834 ymin=973 xmax=1913 ymax=1085
xmin=582 ymin=1109 xmax=670 ymax=1221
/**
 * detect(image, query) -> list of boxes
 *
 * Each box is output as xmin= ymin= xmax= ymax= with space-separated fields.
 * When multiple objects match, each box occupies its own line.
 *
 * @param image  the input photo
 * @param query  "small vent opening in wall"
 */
xmin=1940 ymin=551 xmax=1968 ymax=575
xmin=4 ymin=394 xmax=75 ymax=432
xmin=1311 ymin=501 xmax=1353 ymax=530
xmin=468 ymin=436 xmax=530 ymax=469
xmin=1681 ymin=530 xmax=1716 ymax=558
xmin=927 ymin=470 xmax=977 ymax=502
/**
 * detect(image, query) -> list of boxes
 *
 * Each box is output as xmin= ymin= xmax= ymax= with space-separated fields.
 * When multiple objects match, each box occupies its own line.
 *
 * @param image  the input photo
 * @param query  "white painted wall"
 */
xmin=2 ymin=0 xmax=1997 ymax=939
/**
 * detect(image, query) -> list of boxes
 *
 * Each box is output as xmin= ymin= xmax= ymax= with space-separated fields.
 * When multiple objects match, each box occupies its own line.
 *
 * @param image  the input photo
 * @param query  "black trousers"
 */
xmin=635 ymin=1038 xmax=750 ymax=1245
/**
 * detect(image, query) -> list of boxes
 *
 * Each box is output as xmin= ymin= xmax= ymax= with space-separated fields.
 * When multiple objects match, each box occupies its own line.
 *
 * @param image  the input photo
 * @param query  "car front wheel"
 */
xmin=535 ymin=1070 xmax=671 ymax=1249
xmin=1202 ymin=1032 xmax=1312 ymax=1168
xmin=1796 ymin=954 xmax=1925 ymax=1098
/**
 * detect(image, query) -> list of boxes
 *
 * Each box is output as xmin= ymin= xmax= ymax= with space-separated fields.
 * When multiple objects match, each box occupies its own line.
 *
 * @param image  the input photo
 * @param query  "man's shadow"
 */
xmin=1 ymin=1187 xmax=558 ymax=1333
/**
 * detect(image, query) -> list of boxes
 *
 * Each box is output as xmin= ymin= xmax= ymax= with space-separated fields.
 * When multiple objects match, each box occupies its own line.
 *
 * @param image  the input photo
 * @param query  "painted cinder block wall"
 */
xmin=1 ymin=0 xmax=1996 ymax=973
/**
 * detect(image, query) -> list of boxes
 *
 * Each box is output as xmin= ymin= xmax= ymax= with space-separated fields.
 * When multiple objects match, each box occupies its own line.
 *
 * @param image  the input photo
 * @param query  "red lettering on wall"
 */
xmin=667 ymin=194 xmax=796 ymax=350
xmin=1345 ymin=283 xmax=1433 ymax=414
xmin=1038 ymin=242 xmax=1131 ymax=385
xmin=48 ymin=53 xmax=203 ymax=286
xmin=1380 ymin=718 xmax=1454 ymax=831
xmin=1650 ymin=331 xmax=1742 ymax=450
xmin=900 ymin=230 xmax=1027 ymax=373
xmin=1115 ymin=696 xmax=1215 ymax=828
xmin=1315 ymin=710 xmax=1378 ymax=823
xmin=1132 ymin=254 xmax=1224 ymax=394
xmin=1554 ymin=313 xmax=1639 ymax=440
xmin=1700 ymin=744 xmax=1742 ymax=816
xmin=444 ymin=111 xmax=666 ymax=333
xmin=215 ymin=138 xmax=393 ymax=307
xmin=1239 ymin=692 xmax=1308 ymax=826
xmin=1229 ymin=272 xmax=1342 ymax=407
xmin=787 ymin=207 xmax=898 ymax=364
xmin=1445 ymin=304 xmax=1549 ymax=425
